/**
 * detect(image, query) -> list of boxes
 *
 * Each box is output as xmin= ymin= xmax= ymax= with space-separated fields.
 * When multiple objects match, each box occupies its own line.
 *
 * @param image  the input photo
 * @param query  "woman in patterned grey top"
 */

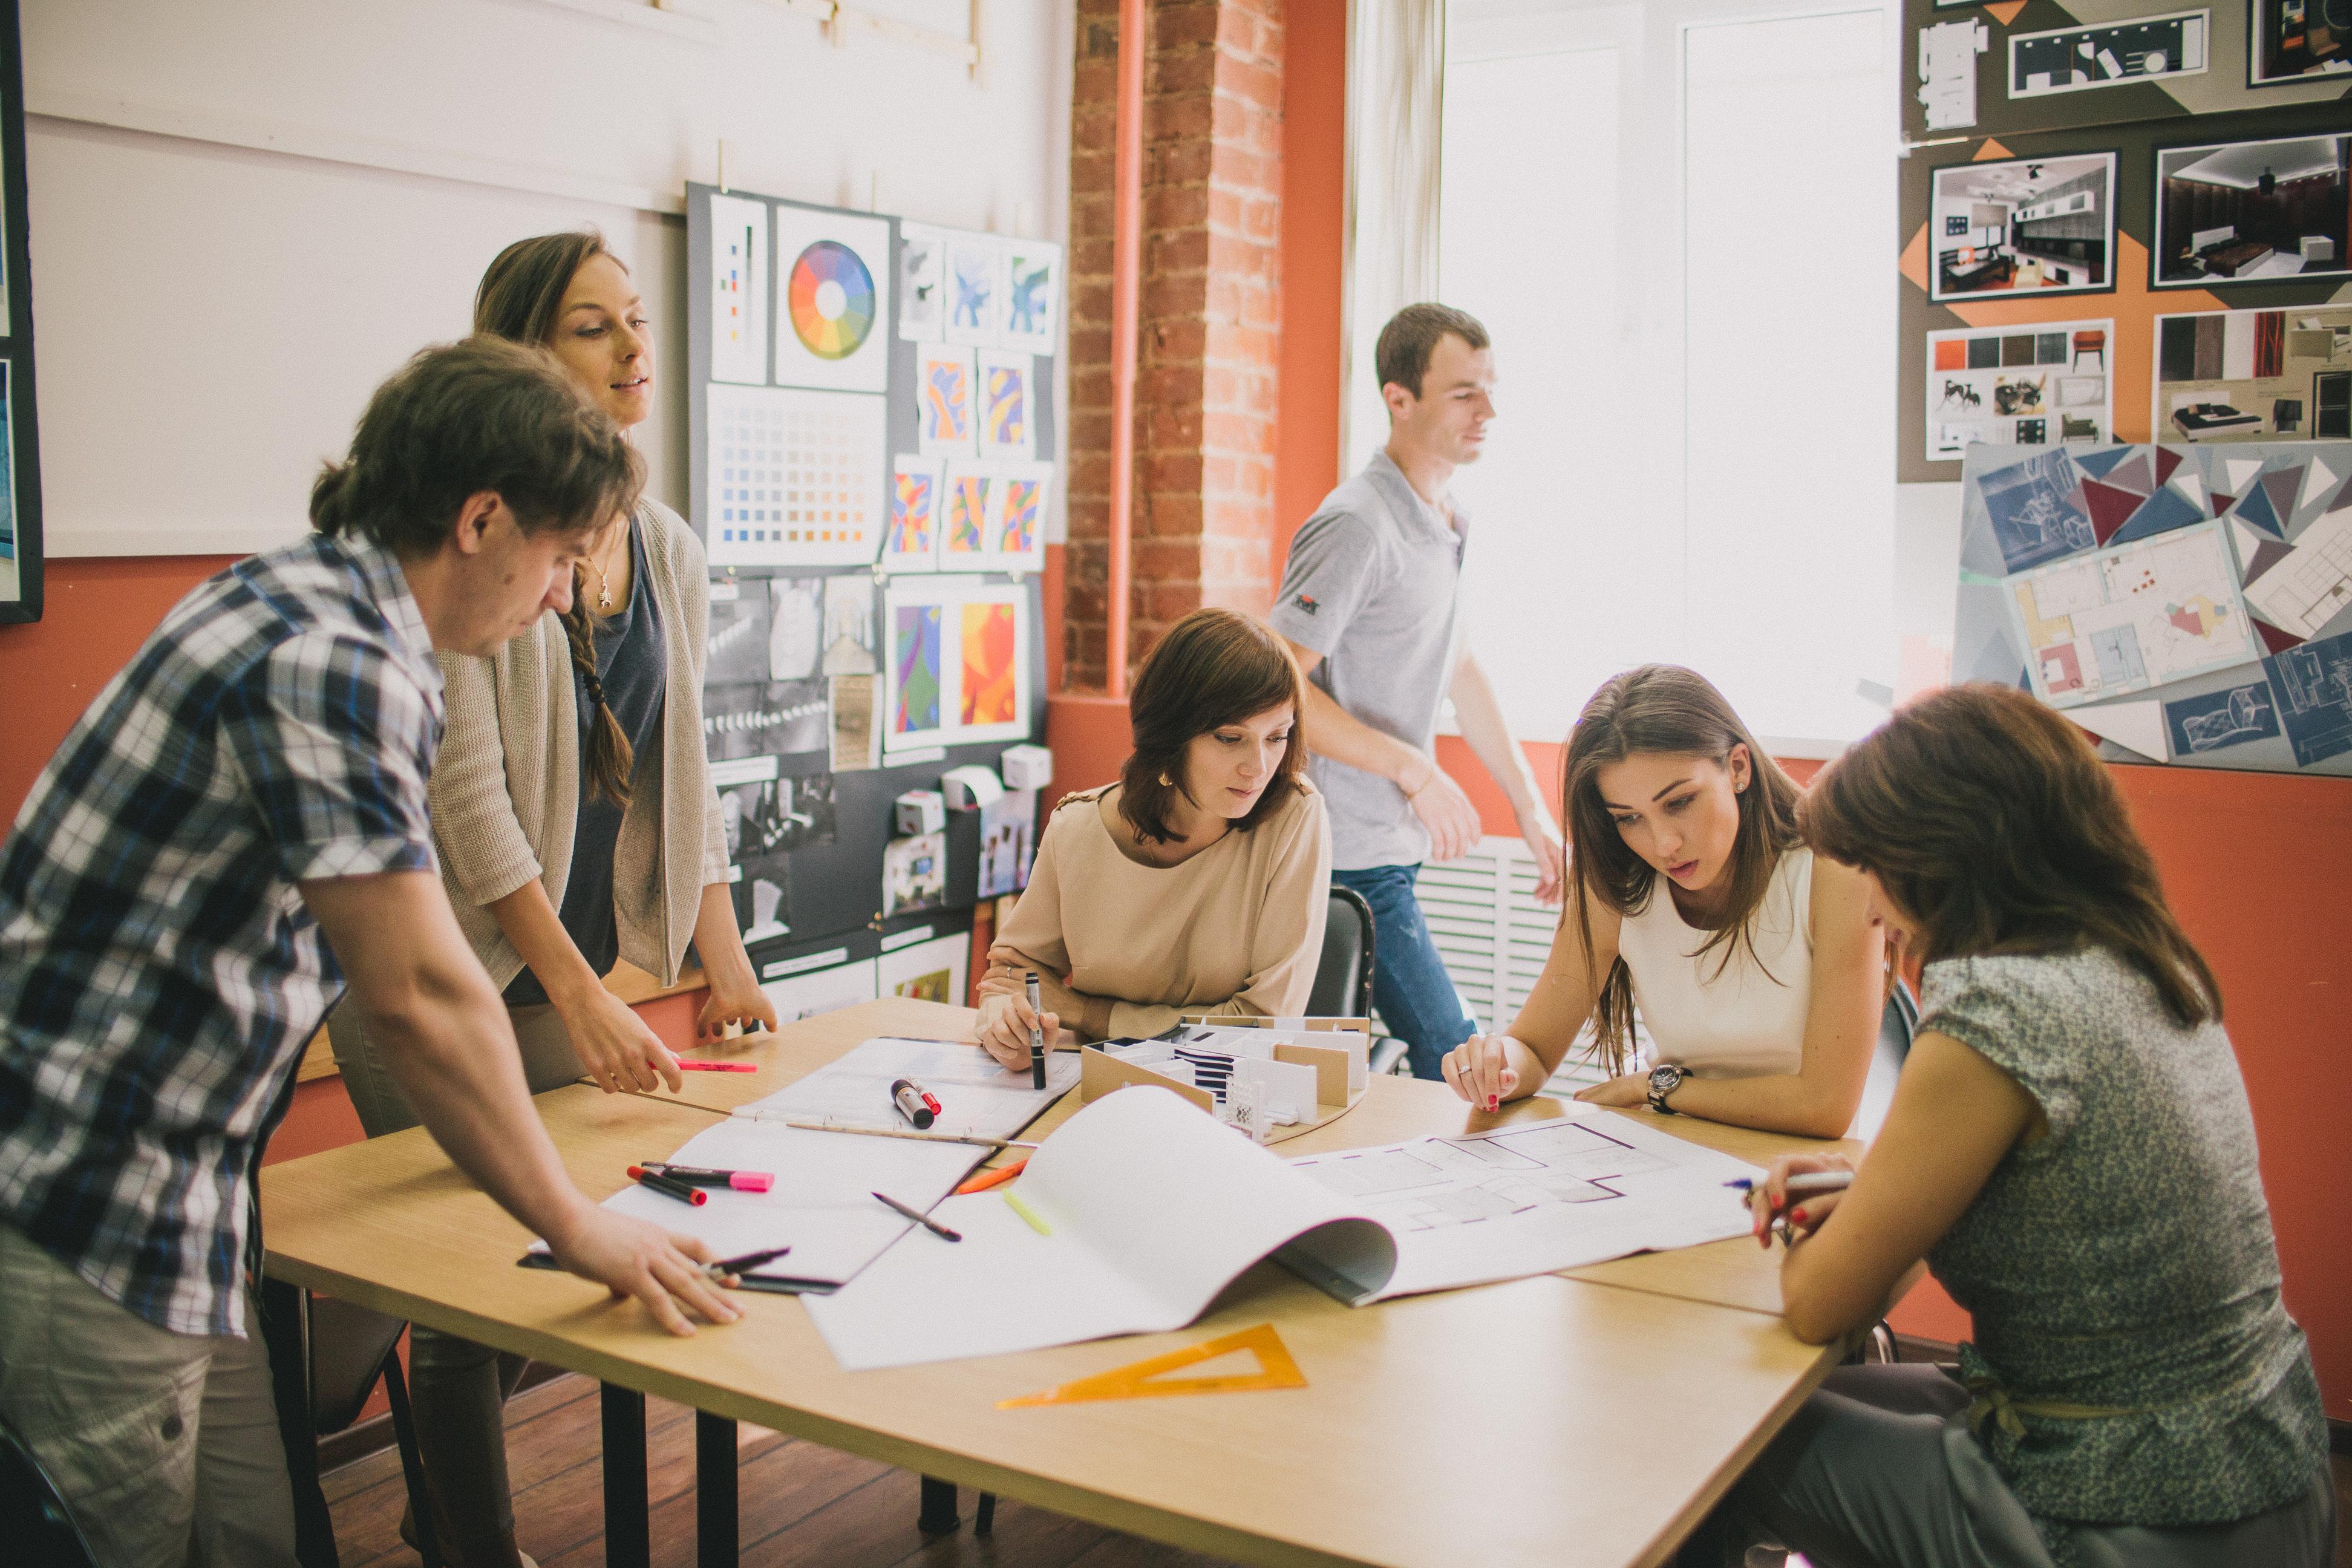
xmin=1676 ymin=684 xmax=2333 ymax=1568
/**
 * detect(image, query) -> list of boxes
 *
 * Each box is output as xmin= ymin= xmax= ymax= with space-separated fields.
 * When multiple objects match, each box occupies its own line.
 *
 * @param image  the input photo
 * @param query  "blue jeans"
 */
xmin=1333 ymin=864 xmax=1478 ymax=1080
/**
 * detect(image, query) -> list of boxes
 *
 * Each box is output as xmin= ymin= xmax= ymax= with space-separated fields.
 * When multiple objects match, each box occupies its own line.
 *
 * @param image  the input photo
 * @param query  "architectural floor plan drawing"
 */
xmin=2006 ymin=521 xmax=2258 ymax=708
xmin=1289 ymin=1108 xmax=1760 ymax=1300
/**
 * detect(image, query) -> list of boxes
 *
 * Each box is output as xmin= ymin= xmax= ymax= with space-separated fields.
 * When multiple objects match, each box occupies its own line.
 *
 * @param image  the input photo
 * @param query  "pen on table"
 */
xmin=891 ymin=1076 xmax=941 ymax=1130
xmin=872 ymin=1190 xmax=961 ymax=1241
xmin=631 ymin=1162 xmax=774 ymax=1194
xmin=702 ymin=1246 xmax=791 ymax=1281
xmin=1724 ymin=1172 xmax=1855 ymax=1197
xmin=1003 ymin=1190 xmax=1052 ymax=1235
xmin=676 ymin=1060 xmax=757 ymax=1074
xmin=955 ymin=1156 xmax=1030 ymax=1195
xmin=633 ymin=1168 xmax=708 ymax=1206
xmin=1026 ymin=970 xmax=1047 ymax=1090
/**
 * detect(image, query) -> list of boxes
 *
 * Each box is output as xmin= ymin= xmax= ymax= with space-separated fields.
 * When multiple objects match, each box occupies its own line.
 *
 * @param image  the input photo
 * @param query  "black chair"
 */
xmin=1307 ymin=885 xmax=1376 ymax=1020
xmin=0 ymin=1408 xmax=98 ymax=1568
xmin=262 ymin=1279 xmax=443 ymax=1568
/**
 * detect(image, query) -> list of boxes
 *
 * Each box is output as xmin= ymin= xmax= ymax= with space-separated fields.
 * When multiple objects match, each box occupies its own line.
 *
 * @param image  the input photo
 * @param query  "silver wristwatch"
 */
xmin=1647 ymin=1062 xmax=1687 ymax=1116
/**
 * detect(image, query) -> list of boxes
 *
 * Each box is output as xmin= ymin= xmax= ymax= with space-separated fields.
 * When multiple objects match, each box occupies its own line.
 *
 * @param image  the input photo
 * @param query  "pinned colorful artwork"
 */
xmin=884 ymin=456 xmax=944 ymax=573
xmin=961 ymin=600 xmax=1019 ymax=727
xmin=978 ymin=349 xmax=1036 ymax=460
xmin=898 ymin=223 xmax=946 ymax=342
xmin=891 ymin=603 xmax=942 ymax=740
xmin=944 ymin=232 xmax=1004 ymax=348
xmin=773 ymin=205 xmax=891 ymax=394
xmin=984 ymin=461 xmax=1053 ymax=573
xmin=1955 ymin=439 xmax=2352 ymax=776
xmin=884 ymin=577 xmax=1034 ymax=753
xmin=2152 ymin=305 xmax=2352 ymax=446
xmin=1924 ymin=319 xmax=2110 ymax=462
xmin=1000 ymin=240 xmax=1062 ymax=355
xmin=704 ymin=383 xmax=885 ymax=569
xmin=916 ymin=344 xmax=978 ymax=459
xmin=941 ymin=463 xmax=993 ymax=565
xmin=707 ymin=193 xmax=770 ymax=386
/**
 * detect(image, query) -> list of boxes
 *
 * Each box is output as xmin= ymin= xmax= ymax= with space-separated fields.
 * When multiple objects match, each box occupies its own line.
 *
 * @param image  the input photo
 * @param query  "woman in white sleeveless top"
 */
xmin=1444 ymin=665 xmax=1884 ymax=1138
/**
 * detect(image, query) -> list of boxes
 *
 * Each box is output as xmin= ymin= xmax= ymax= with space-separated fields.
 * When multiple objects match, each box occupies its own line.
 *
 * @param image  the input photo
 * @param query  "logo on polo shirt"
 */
xmin=1295 ymin=593 xmax=1319 ymax=615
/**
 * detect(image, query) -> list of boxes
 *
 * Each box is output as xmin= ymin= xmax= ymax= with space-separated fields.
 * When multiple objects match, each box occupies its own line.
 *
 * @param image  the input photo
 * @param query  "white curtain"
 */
xmin=1342 ymin=0 xmax=1448 ymax=478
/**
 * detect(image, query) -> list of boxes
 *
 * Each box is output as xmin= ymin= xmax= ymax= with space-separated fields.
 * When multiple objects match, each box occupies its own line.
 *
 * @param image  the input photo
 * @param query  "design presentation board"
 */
xmin=1925 ymin=319 xmax=2113 ymax=460
xmin=703 ymin=382 xmax=887 ymax=569
xmin=1952 ymin=439 xmax=2352 ymax=775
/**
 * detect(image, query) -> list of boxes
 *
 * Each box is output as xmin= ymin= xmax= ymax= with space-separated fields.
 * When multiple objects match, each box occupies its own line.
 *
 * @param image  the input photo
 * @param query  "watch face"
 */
xmin=1649 ymin=1065 xmax=1682 ymax=1094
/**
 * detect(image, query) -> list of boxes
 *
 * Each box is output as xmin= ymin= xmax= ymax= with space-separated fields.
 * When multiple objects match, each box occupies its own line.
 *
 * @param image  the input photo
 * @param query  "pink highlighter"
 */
xmin=628 ymin=1163 xmax=774 ymax=1194
xmin=676 ymin=1060 xmax=757 ymax=1073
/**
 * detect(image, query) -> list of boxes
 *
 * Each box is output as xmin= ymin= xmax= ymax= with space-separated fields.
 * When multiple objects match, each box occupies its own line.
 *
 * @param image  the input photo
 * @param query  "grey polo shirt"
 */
xmin=1267 ymin=451 xmax=1467 ymax=872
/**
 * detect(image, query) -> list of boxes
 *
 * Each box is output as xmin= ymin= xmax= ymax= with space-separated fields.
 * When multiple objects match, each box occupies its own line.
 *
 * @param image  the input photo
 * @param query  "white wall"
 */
xmin=23 ymin=0 xmax=1074 ymax=556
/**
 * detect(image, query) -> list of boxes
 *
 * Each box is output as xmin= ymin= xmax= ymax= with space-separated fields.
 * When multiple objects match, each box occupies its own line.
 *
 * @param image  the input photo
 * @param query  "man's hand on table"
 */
xmin=543 ymin=1203 xmax=742 ymax=1336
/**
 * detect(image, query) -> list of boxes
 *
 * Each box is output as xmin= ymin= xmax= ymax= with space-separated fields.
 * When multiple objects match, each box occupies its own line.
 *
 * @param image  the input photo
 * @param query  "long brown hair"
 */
xmin=1799 ymin=683 xmax=2220 ymax=1025
xmin=1563 ymin=665 xmax=1804 ymax=1074
xmin=1115 ymin=609 xmax=1307 ymax=844
xmin=475 ymin=230 xmax=638 ymax=806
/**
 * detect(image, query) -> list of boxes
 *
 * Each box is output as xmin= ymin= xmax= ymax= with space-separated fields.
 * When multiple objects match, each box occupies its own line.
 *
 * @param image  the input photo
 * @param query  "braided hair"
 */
xmin=558 ymin=514 xmax=638 ymax=807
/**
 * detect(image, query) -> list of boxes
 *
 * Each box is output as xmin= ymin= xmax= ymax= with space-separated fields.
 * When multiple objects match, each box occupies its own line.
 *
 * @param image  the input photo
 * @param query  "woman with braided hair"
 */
xmin=327 ymin=232 xmax=773 ymax=1568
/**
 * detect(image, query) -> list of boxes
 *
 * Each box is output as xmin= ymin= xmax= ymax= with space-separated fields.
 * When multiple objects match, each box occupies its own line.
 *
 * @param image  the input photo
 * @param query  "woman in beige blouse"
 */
xmin=975 ymin=609 xmax=1333 ymax=1062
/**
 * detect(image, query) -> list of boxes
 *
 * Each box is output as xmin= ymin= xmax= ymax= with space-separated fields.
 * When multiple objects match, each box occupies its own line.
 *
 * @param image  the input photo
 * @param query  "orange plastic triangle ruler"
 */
xmin=996 ymin=1323 xmax=1307 ymax=1408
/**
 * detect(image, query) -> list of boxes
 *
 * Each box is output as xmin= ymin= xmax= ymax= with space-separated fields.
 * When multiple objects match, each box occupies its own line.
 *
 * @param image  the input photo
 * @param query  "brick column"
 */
xmin=1065 ymin=0 xmax=1284 ymax=692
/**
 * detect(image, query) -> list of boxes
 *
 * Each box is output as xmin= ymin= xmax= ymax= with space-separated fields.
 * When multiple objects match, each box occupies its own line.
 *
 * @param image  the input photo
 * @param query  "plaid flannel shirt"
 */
xmin=0 ymin=529 xmax=443 ymax=1336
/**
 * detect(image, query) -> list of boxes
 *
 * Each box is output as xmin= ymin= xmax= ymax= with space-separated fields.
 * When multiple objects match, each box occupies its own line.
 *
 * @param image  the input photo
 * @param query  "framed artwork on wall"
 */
xmin=0 ymin=0 xmax=44 ymax=625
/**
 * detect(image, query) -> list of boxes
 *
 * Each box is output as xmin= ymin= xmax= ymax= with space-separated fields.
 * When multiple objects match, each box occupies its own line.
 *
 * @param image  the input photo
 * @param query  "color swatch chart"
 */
xmin=705 ymin=383 xmax=887 ymax=569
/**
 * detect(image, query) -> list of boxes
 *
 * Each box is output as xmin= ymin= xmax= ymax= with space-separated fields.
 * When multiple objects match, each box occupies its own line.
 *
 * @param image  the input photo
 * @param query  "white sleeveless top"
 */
xmin=1616 ymin=846 xmax=1815 ymax=1077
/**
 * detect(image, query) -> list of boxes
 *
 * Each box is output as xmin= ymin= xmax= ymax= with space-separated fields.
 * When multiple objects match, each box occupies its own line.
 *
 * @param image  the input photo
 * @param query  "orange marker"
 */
xmin=954 ymin=1157 xmax=1030 ymax=1195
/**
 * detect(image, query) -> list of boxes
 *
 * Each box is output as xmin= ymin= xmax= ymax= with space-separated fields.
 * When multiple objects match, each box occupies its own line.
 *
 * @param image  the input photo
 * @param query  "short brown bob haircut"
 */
xmin=1799 ymin=682 xmax=2220 ymax=1026
xmin=1118 ymin=609 xmax=1308 ymax=844
xmin=1376 ymin=302 xmax=1490 ymax=399
xmin=308 ymin=335 xmax=641 ymax=560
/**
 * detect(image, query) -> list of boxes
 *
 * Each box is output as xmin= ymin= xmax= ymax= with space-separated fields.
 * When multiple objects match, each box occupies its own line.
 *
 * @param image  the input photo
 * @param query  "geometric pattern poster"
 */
xmin=1955 ymin=440 xmax=2352 ymax=774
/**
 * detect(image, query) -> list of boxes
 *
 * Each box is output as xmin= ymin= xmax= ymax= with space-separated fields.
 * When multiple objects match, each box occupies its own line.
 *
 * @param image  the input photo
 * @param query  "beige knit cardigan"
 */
xmin=428 ymin=498 xmax=731 ymax=992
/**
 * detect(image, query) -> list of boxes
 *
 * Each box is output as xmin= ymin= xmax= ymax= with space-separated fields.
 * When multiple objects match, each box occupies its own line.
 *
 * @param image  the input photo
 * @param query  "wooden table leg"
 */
xmin=601 ymin=1383 xmax=650 ymax=1568
xmin=696 ymin=1411 xmax=738 ymax=1567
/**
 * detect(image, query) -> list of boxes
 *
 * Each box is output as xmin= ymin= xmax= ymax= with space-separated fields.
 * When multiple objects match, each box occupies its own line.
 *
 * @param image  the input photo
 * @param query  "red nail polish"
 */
xmin=1769 ymin=1194 xmax=1785 ymax=1210
xmin=1789 ymin=1207 xmax=1808 ymax=1227
xmin=1487 ymin=1096 xmax=1498 ymax=1111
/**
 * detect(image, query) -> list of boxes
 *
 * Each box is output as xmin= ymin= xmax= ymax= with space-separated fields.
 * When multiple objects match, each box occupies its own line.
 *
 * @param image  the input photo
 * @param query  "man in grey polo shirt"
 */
xmin=1269 ymin=304 xmax=1563 ymax=1080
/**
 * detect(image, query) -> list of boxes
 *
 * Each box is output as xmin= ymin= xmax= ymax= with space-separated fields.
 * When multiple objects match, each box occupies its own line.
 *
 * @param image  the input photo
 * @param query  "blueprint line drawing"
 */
xmin=2005 ymin=521 xmax=2256 ymax=708
xmin=2264 ymin=631 xmax=2352 ymax=767
xmin=2243 ymin=509 xmax=2352 ymax=642
xmin=1289 ymin=1109 xmax=1758 ymax=1299
xmin=2163 ymin=680 xmax=2281 ymax=756
xmin=1979 ymin=451 xmax=2096 ymax=573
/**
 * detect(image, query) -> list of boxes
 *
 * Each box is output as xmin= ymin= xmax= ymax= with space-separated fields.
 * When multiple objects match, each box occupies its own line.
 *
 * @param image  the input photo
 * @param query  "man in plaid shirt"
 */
xmin=0 ymin=338 xmax=739 ymax=1566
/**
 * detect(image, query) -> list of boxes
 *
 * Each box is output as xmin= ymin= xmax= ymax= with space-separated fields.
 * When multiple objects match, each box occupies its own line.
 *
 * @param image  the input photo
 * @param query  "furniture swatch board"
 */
xmin=1897 ymin=101 xmax=2352 ymax=483
xmin=1952 ymin=439 xmax=2352 ymax=774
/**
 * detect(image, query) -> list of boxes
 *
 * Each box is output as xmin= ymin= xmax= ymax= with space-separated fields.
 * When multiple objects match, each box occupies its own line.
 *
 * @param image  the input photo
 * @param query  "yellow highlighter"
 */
xmin=1003 ymin=1190 xmax=1053 ymax=1235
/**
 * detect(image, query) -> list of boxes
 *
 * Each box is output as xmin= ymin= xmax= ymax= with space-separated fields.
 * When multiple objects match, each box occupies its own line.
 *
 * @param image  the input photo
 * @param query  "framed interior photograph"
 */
xmin=0 ymin=0 xmax=41 ymax=624
xmin=1929 ymin=152 xmax=2118 ymax=302
xmin=2247 ymin=0 xmax=2352 ymax=85
xmin=2154 ymin=132 xmax=2351 ymax=286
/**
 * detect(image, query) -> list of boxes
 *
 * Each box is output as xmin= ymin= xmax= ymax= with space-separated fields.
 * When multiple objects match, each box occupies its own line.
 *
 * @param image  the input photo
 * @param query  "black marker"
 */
xmin=892 ymin=1076 xmax=940 ymax=1130
xmin=1027 ymin=970 xmax=1047 ymax=1090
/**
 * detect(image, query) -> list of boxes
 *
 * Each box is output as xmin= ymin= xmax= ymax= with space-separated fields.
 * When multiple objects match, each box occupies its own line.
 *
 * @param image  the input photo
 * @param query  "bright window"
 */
xmin=1438 ymin=0 xmax=1897 ymax=753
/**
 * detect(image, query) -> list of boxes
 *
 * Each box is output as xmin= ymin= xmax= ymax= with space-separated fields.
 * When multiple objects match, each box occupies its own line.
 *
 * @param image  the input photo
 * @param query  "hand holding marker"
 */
xmin=1728 ymin=1168 xmax=1854 ymax=1246
xmin=1026 ymin=970 xmax=1047 ymax=1089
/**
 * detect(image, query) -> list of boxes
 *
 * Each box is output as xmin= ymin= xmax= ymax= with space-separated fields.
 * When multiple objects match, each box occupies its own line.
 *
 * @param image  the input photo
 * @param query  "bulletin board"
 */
xmin=0 ymin=0 xmax=44 ymax=626
xmin=684 ymin=181 xmax=1058 ymax=961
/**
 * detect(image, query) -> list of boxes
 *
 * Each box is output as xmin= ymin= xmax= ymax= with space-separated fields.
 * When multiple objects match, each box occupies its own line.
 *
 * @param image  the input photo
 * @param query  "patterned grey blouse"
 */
xmin=1919 ymin=947 xmax=2327 ymax=1537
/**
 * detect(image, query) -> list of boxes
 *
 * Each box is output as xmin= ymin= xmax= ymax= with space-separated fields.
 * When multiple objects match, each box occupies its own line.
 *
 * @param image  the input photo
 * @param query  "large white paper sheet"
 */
xmin=805 ymin=1088 xmax=1398 ymax=1371
xmin=1287 ymin=1105 xmax=1762 ymax=1300
xmin=541 ymin=1037 xmax=1073 ymax=1289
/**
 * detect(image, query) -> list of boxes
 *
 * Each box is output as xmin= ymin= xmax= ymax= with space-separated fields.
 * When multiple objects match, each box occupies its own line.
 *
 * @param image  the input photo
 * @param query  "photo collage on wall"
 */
xmin=1926 ymin=319 xmax=2114 ymax=457
xmin=1952 ymin=439 xmax=2352 ymax=776
xmin=691 ymin=186 xmax=1055 ymax=953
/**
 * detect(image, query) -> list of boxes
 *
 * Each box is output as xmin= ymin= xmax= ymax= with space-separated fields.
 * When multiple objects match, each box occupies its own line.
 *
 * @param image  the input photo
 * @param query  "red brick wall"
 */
xmin=1065 ymin=0 xmax=1286 ymax=692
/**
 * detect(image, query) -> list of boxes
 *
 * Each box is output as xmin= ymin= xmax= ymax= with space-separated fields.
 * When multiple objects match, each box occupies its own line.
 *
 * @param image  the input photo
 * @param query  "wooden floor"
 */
xmin=325 ymin=1369 xmax=2352 ymax=1566
xmin=324 ymin=1370 xmax=1238 ymax=1567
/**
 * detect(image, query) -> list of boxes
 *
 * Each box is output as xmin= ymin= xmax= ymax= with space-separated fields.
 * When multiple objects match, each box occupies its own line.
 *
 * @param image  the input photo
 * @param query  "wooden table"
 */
xmin=261 ymin=999 xmax=1853 ymax=1568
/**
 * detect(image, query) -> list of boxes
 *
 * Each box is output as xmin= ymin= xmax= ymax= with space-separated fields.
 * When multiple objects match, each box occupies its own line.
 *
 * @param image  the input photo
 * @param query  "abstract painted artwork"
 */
xmin=1955 ymin=439 xmax=2352 ymax=774
xmin=916 ymin=344 xmax=977 ymax=459
xmin=883 ymin=577 xmax=1034 ymax=754
xmin=884 ymin=455 xmax=944 ymax=572
xmin=978 ymin=349 xmax=1036 ymax=460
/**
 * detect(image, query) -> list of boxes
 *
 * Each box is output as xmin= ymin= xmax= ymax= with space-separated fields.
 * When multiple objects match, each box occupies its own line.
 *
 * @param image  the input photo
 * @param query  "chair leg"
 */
xmin=916 ymin=1475 xmax=959 ymax=1533
xmin=258 ymin=1278 xmax=341 ymax=1568
xmin=976 ymin=1491 xmax=996 ymax=1536
xmin=378 ymin=1347 xmax=443 ymax=1568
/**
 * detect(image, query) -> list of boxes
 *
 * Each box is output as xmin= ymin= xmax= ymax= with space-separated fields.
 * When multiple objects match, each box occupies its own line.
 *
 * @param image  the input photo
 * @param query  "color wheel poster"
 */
xmin=884 ymin=577 xmax=1031 ymax=753
xmin=773 ymin=205 xmax=892 ymax=394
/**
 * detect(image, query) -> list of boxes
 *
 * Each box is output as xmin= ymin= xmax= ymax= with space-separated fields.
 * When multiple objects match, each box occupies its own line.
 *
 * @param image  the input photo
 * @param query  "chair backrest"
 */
xmin=1849 ymin=976 xmax=1921 ymax=1143
xmin=1307 ymin=886 xmax=1375 ymax=1020
xmin=304 ymin=1290 xmax=410 ymax=1436
xmin=0 ymin=1410 xmax=99 ymax=1568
